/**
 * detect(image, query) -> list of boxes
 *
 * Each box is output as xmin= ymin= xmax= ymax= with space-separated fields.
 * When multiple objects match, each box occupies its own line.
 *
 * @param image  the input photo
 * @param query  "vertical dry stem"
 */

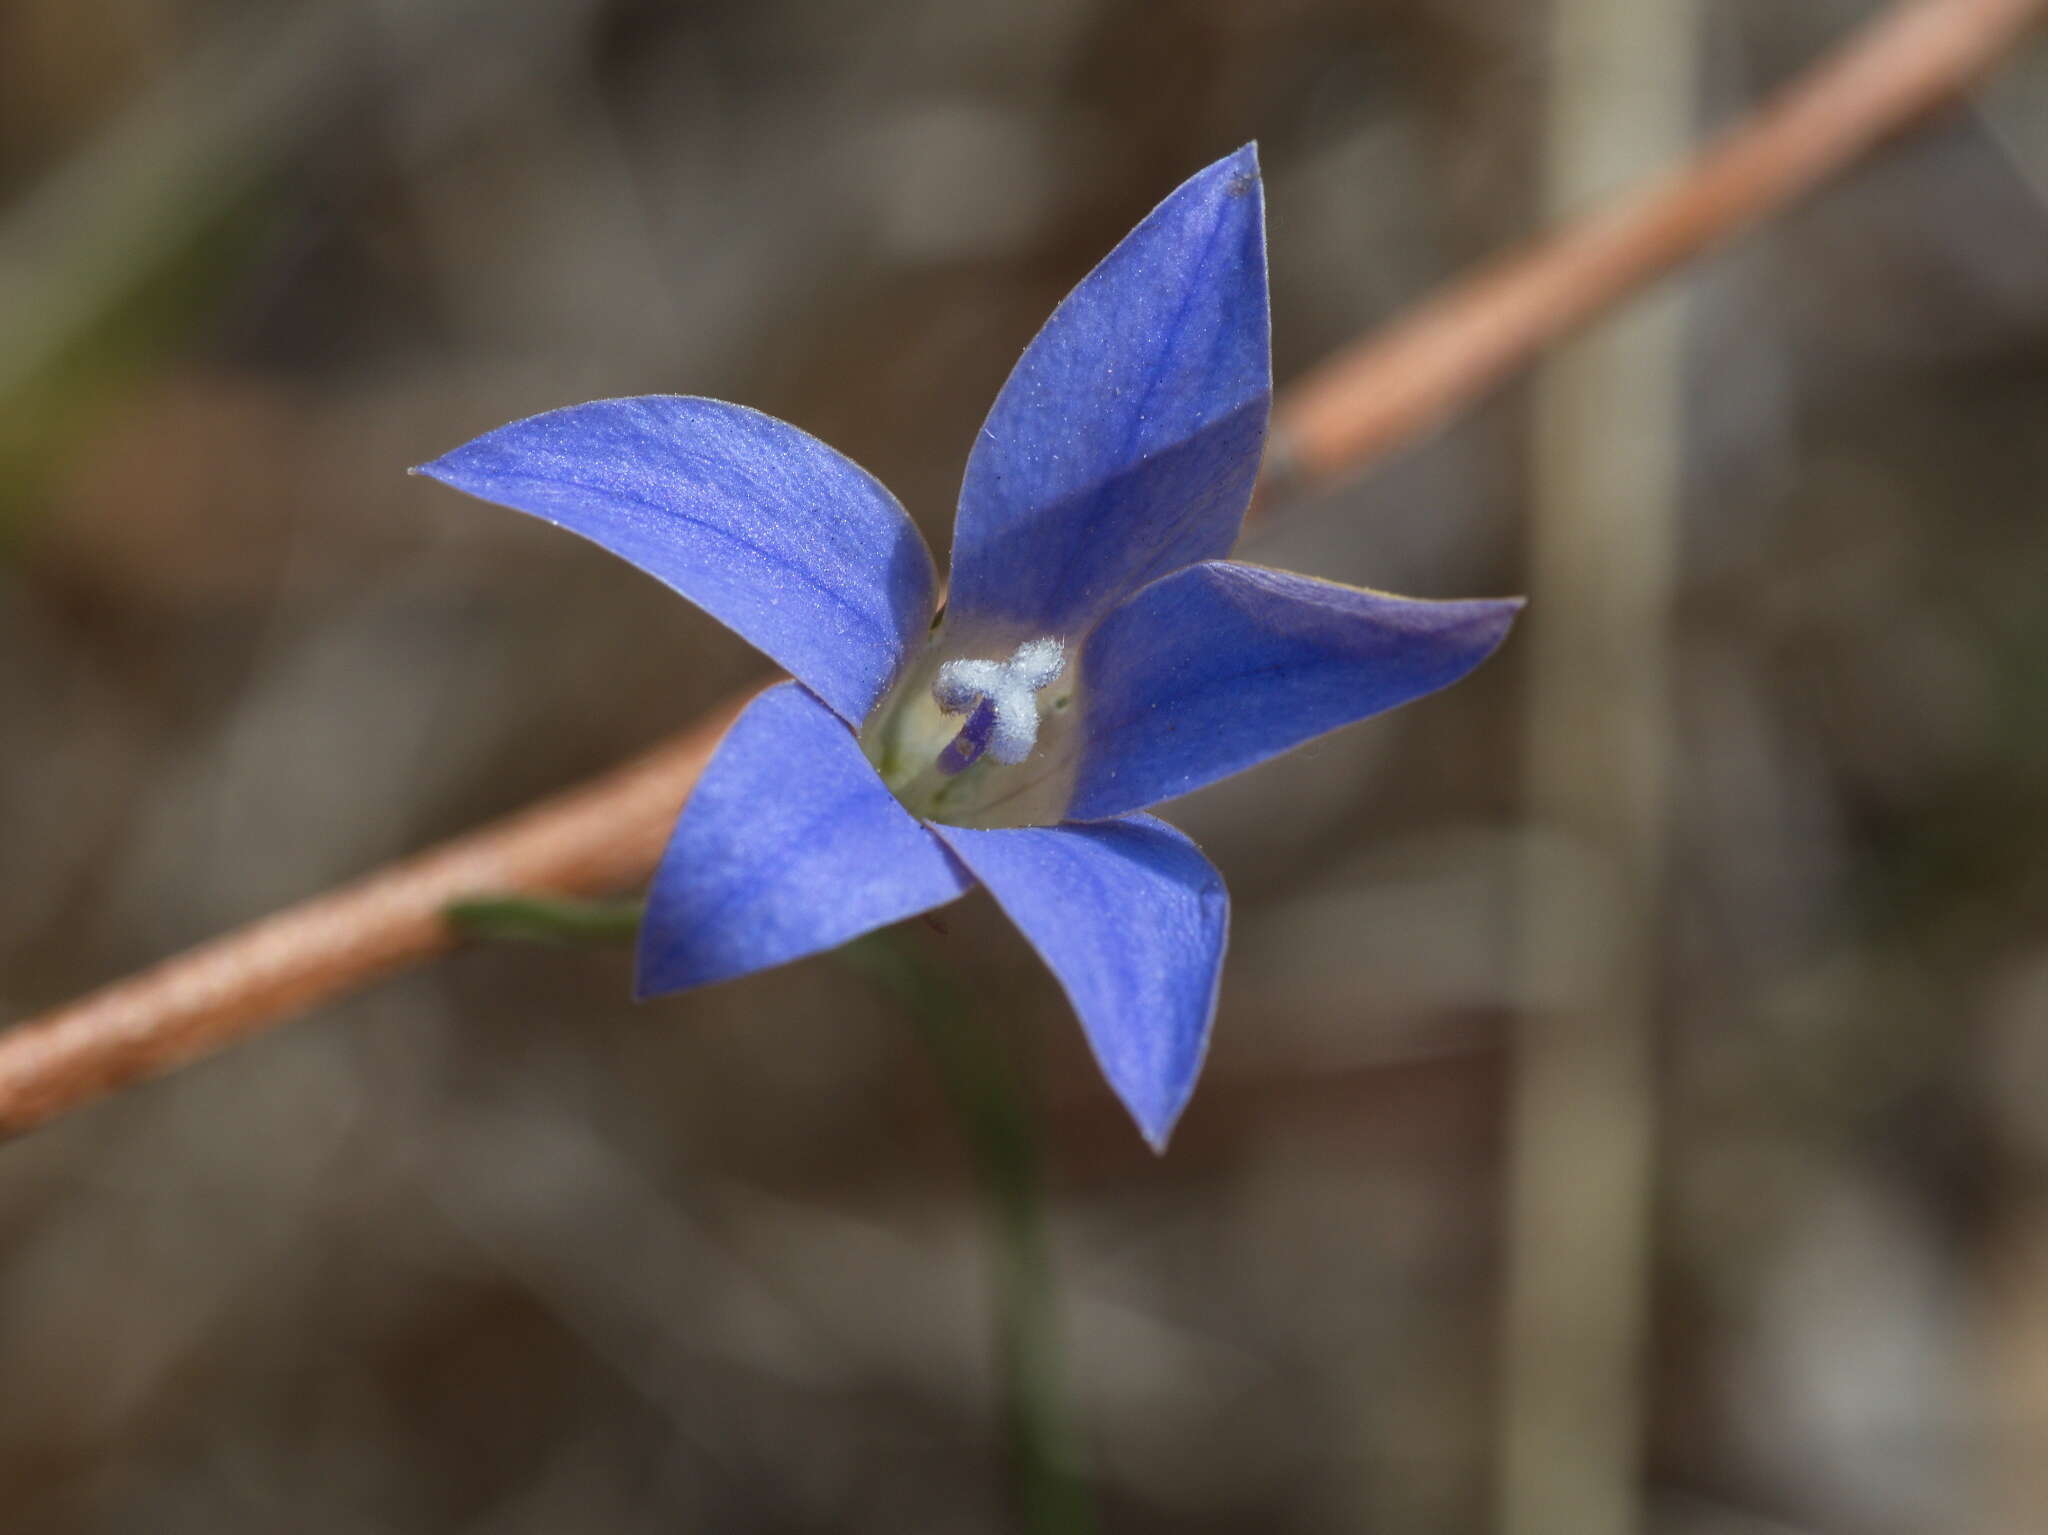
xmin=1499 ymin=1 xmax=1695 ymax=1531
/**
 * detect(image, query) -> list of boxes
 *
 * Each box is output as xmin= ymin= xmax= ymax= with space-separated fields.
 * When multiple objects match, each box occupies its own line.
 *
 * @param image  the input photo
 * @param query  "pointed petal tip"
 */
xmin=1473 ymin=593 xmax=1528 ymax=645
xmin=932 ymin=816 xmax=1225 ymax=1160
xmin=401 ymin=399 xmax=939 ymax=722
xmin=1073 ymin=566 xmax=1524 ymax=819
xmin=632 ymin=959 xmax=714 ymax=1004
xmin=630 ymin=942 xmax=677 ymax=1004
xmin=1419 ymin=592 xmax=1525 ymax=654
xmin=631 ymin=927 xmax=713 ymax=1002
xmin=409 ymin=449 xmax=473 ymax=486
xmin=1092 ymin=1069 xmax=1201 ymax=1158
xmin=631 ymin=936 xmax=799 ymax=1001
xmin=945 ymin=141 xmax=1271 ymax=639
xmin=1189 ymin=142 xmax=1262 ymax=207
xmin=1134 ymin=1103 xmax=1184 ymax=1155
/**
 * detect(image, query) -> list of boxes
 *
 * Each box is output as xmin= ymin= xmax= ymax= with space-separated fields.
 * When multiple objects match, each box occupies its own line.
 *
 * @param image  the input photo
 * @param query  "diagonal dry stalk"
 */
xmin=1266 ymin=0 xmax=2046 ymax=483
xmin=2 ymin=0 xmax=2041 ymax=1138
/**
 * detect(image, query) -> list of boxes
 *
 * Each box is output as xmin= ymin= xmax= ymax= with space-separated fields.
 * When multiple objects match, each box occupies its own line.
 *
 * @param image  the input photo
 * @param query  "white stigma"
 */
xmin=932 ymin=637 xmax=1066 ymax=765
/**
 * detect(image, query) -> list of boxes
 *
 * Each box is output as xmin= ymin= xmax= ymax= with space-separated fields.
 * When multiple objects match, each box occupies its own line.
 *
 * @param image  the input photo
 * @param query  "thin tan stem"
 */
xmin=0 ymin=701 xmax=743 ymax=1135
xmin=1264 ymin=0 xmax=2047 ymax=495
xmin=2 ymin=0 xmax=2041 ymax=1137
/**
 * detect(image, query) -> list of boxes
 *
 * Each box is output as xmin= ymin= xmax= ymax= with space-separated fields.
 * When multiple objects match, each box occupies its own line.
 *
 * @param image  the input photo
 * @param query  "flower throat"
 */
xmin=863 ymin=635 xmax=1072 ymax=826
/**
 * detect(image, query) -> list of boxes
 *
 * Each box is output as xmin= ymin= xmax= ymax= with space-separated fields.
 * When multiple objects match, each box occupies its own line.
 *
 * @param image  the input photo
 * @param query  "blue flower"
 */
xmin=416 ymin=146 xmax=1519 ymax=1149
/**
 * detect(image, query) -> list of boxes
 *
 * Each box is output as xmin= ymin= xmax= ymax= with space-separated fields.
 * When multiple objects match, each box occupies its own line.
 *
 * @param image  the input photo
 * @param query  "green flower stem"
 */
xmin=841 ymin=930 xmax=1097 ymax=1534
xmin=444 ymin=895 xmax=646 ymax=945
xmin=448 ymin=896 xmax=1094 ymax=1528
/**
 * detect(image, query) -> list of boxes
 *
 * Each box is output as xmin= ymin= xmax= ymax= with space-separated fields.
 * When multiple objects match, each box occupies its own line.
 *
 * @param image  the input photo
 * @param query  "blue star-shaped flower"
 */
xmin=417 ymin=146 xmax=1519 ymax=1148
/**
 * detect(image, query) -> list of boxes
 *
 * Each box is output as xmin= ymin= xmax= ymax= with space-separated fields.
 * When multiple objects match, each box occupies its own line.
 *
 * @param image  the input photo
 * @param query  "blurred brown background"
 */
xmin=5 ymin=1 xmax=2048 ymax=1531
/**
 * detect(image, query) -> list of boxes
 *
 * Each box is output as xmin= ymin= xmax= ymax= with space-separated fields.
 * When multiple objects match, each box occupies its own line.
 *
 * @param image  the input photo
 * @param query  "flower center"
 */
xmin=931 ymin=637 xmax=1065 ymax=773
xmin=863 ymin=634 xmax=1075 ymax=826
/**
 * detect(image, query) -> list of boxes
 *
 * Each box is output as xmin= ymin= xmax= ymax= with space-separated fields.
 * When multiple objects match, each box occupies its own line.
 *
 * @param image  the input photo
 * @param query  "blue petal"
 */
xmin=932 ymin=815 xmax=1227 ymax=1150
xmin=637 ymin=682 xmax=971 ymax=996
xmin=946 ymin=145 xmax=1270 ymax=642
xmin=1070 ymin=561 xmax=1522 ymax=820
xmin=418 ymin=397 xmax=936 ymax=723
